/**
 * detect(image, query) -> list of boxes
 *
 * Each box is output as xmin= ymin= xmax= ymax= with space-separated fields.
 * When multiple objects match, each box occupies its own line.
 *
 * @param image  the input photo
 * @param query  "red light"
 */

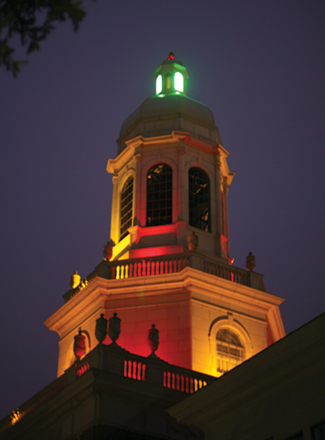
xmin=168 ymin=52 xmax=175 ymax=60
xmin=129 ymin=244 xmax=183 ymax=259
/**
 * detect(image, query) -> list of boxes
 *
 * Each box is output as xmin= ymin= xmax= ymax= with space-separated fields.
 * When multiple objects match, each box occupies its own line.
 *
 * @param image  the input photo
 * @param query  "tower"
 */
xmin=45 ymin=53 xmax=285 ymax=378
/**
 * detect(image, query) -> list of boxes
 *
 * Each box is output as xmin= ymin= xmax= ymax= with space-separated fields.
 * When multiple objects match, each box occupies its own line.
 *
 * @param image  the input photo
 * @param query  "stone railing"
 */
xmin=162 ymin=362 xmax=211 ymax=393
xmin=64 ymin=252 xmax=265 ymax=301
xmin=202 ymin=258 xmax=249 ymax=286
xmin=107 ymin=253 xmax=190 ymax=279
xmin=74 ymin=344 xmax=213 ymax=394
xmin=103 ymin=253 xmax=264 ymax=290
xmin=0 ymin=344 xmax=213 ymax=435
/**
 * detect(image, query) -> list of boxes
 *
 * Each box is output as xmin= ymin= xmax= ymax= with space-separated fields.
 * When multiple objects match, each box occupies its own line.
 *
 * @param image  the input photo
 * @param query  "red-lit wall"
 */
xmin=103 ymin=291 xmax=192 ymax=368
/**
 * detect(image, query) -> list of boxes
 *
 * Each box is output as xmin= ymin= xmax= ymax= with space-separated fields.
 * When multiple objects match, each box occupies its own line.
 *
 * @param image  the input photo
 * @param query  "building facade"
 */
xmin=4 ymin=54 xmax=322 ymax=440
xmin=45 ymin=53 xmax=285 ymax=380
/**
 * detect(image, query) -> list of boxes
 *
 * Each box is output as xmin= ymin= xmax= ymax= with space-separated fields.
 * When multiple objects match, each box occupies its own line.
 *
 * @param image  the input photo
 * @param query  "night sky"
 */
xmin=1 ymin=0 xmax=324 ymax=420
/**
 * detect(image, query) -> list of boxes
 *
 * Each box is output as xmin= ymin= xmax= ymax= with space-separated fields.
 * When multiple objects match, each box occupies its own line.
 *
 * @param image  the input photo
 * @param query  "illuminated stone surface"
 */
xmin=6 ymin=55 xmax=324 ymax=440
xmin=44 ymin=54 xmax=285 ymax=379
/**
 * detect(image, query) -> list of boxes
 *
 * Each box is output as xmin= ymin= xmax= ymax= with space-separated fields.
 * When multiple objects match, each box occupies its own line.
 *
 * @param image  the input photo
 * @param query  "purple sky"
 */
xmin=1 ymin=0 xmax=325 ymax=420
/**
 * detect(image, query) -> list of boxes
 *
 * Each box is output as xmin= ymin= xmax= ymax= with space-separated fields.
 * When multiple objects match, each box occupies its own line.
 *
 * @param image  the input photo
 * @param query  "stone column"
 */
xmin=223 ymin=177 xmax=230 ymax=255
xmin=177 ymin=142 xmax=185 ymax=221
xmin=110 ymin=173 xmax=119 ymax=244
xmin=214 ymin=152 xmax=222 ymax=235
xmin=134 ymin=152 xmax=142 ymax=225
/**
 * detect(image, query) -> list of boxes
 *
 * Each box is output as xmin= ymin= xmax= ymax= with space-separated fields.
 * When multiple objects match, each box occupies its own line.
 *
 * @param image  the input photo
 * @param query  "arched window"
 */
xmin=156 ymin=74 xmax=162 ymax=94
xmin=189 ymin=167 xmax=210 ymax=232
xmin=120 ymin=177 xmax=133 ymax=240
xmin=216 ymin=328 xmax=244 ymax=374
xmin=147 ymin=164 xmax=172 ymax=226
xmin=174 ymin=72 xmax=184 ymax=92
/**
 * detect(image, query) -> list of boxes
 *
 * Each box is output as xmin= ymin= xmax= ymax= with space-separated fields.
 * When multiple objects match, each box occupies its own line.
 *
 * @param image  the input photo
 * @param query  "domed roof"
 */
xmin=117 ymin=54 xmax=220 ymax=153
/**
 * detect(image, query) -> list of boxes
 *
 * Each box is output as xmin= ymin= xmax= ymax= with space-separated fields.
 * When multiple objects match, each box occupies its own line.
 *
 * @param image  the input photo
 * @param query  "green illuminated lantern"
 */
xmin=154 ymin=52 xmax=188 ymax=96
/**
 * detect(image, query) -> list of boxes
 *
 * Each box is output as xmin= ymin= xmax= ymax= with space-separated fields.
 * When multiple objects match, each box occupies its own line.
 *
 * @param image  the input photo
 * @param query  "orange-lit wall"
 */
xmin=46 ymin=268 xmax=285 ymax=379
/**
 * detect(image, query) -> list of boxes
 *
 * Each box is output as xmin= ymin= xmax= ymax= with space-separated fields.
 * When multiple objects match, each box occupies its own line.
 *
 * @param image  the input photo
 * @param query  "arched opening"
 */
xmin=174 ymin=72 xmax=184 ymax=92
xmin=147 ymin=164 xmax=172 ymax=226
xmin=120 ymin=176 xmax=133 ymax=240
xmin=216 ymin=328 xmax=244 ymax=374
xmin=156 ymin=74 xmax=162 ymax=94
xmin=189 ymin=167 xmax=210 ymax=232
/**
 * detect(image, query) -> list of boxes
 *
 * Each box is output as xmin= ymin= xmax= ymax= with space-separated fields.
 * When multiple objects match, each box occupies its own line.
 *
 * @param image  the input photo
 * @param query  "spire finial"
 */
xmin=168 ymin=52 xmax=175 ymax=60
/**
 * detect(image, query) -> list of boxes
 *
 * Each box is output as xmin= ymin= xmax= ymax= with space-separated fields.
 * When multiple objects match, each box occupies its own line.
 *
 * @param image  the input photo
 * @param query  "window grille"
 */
xmin=120 ymin=177 xmax=133 ymax=240
xmin=147 ymin=164 xmax=172 ymax=227
xmin=189 ymin=167 xmax=210 ymax=232
xmin=216 ymin=328 xmax=244 ymax=374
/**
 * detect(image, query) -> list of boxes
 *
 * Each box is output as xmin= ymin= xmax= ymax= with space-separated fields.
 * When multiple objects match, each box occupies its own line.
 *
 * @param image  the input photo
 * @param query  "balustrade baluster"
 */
xmin=128 ymin=360 xmax=132 ymax=378
xmin=127 ymin=360 xmax=131 ymax=378
xmin=142 ymin=363 xmax=146 ymax=381
xmin=142 ymin=260 xmax=146 ymax=276
xmin=132 ymin=361 xmax=136 ymax=379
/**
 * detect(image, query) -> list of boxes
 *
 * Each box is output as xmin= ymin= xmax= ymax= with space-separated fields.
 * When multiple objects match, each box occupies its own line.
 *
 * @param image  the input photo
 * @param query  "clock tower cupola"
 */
xmin=108 ymin=53 xmax=234 ymax=263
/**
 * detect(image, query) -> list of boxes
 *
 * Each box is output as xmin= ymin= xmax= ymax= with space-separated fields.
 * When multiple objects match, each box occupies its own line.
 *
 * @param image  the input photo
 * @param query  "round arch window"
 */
xmin=216 ymin=328 xmax=244 ymax=374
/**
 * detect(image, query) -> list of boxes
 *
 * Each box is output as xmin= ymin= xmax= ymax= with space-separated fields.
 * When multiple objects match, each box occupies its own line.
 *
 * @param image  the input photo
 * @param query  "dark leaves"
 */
xmin=0 ymin=0 xmax=86 ymax=76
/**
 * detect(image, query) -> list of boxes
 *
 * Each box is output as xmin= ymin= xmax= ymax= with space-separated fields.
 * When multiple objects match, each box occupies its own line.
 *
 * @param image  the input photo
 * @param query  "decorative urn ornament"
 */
xmin=148 ymin=324 xmax=159 ymax=355
xmin=103 ymin=239 xmax=114 ymax=261
xmin=70 ymin=271 xmax=81 ymax=289
xmin=108 ymin=312 xmax=121 ymax=344
xmin=73 ymin=328 xmax=86 ymax=360
xmin=95 ymin=313 xmax=108 ymax=344
xmin=246 ymin=252 xmax=256 ymax=271
xmin=188 ymin=231 xmax=198 ymax=251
